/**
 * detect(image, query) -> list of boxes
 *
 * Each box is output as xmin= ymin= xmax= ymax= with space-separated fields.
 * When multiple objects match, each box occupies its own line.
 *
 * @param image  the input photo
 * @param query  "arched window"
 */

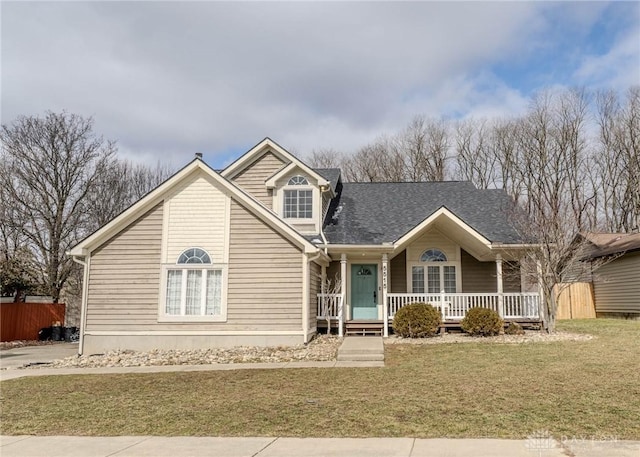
xmin=412 ymin=248 xmax=456 ymax=294
xmin=284 ymin=176 xmax=312 ymax=218
xmin=287 ymin=175 xmax=309 ymax=185
xmin=165 ymin=248 xmax=222 ymax=318
xmin=420 ymin=249 xmax=447 ymax=262
xmin=177 ymin=248 xmax=211 ymax=264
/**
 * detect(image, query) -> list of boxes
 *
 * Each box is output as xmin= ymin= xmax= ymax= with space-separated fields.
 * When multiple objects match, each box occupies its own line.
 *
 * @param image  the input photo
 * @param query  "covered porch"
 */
xmin=317 ymin=291 xmax=542 ymax=336
xmin=315 ymin=210 xmax=543 ymax=336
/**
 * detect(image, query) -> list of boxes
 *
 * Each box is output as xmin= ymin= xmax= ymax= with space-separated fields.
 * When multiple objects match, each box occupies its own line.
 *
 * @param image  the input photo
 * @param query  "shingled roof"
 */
xmin=312 ymin=168 xmax=341 ymax=193
xmin=322 ymin=181 xmax=522 ymax=245
xmin=581 ymin=232 xmax=640 ymax=257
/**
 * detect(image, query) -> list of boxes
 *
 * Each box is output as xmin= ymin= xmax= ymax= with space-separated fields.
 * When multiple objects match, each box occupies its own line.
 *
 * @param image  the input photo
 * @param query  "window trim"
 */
xmin=287 ymin=175 xmax=309 ymax=186
xmin=281 ymin=173 xmax=314 ymax=223
xmin=408 ymin=247 xmax=461 ymax=294
xmin=283 ymin=188 xmax=313 ymax=219
xmin=158 ymin=262 xmax=228 ymax=323
xmin=409 ymin=262 xmax=459 ymax=294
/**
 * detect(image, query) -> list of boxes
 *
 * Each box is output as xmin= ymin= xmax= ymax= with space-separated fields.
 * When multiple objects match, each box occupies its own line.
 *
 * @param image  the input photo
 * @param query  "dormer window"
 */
xmin=288 ymin=176 xmax=308 ymax=186
xmin=284 ymin=175 xmax=312 ymax=219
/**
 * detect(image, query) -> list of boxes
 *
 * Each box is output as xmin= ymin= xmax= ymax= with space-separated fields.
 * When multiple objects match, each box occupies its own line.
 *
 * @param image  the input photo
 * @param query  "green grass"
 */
xmin=1 ymin=319 xmax=639 ymax=438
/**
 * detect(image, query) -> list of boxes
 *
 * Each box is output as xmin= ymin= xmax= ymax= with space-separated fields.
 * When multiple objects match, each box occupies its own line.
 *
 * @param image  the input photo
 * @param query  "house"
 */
xmin=68 ymin=138 xmax=541 ymax=354
xmin=580 ymin=232 xmax=640 ymax=319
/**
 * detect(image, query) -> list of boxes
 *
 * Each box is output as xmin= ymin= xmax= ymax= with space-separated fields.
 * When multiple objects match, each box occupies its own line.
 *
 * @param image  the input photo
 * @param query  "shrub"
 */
xmin=461 ymin=307 xmax=504 ymax=336
xmin=505 ymin=322 xmax=525 ymax=335
xmin=392 ymin=303 xmax=442 ymax=338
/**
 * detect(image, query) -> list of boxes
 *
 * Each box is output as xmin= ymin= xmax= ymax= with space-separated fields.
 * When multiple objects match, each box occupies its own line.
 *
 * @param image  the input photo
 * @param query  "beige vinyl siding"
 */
xmin=503 ymin=262 xmax=521 ymax=292
xmin=390 ymin=250 xmax=407 ymax=293
xmin=226 ymin=200 xmax=303 ymax=330
xmin=231 ymin=151 xmax=287 ymax=208
xmin=309 ymin=261 xmax=321 ymax=330
xmin=460 ymin=249 xmax=520 ymax=293
xmin=461 ymin=249 xmax=496 ymax=293
xmin=86 ymin=199 xmax=305 ymax=332
xmin=164 ymin=173 xmax=228 ymax=263
xmin=86 ymin=204 xmax=163 ymax=331
xmin=593 ymin=252 xmax=640 ymax=314
xmin=406 ymin=229 xmax=459 ymax=262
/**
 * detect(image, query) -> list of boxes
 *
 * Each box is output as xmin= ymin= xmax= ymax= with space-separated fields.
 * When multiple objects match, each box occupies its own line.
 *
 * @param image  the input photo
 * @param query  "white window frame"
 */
xmin=408 ymin=248 xmax=461 ymax=294
xmin=281 ymin=175 xmax=314 ymax=221
xmin=159 ymin=260 xmax=228 ymax=323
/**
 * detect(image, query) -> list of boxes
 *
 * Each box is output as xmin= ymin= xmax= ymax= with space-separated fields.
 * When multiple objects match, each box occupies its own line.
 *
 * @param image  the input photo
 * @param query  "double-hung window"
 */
xmin=162 ymin=248 xmax=225 ymax=320
xmin=283 ymin=176 xmax=312 ymax=219
xmin=411 ymin=249 xmax=457 ymax=294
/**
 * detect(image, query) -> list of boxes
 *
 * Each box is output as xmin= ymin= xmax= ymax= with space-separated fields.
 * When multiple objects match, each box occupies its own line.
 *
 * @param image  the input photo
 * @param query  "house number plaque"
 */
xmin=382 ymin=264 xmax=387 ymax=290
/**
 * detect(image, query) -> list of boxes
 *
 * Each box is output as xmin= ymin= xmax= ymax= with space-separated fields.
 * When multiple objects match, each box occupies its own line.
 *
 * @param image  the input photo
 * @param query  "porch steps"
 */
xmin=337 ymin=337 xmax=385 ymax=362
xmin=345 ymin=320 xmax=384 ymax=336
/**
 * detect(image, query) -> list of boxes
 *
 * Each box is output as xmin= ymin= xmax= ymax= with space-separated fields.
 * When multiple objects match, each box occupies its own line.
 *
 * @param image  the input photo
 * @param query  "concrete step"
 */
xmin=337 ymin=352 xmax=385 ymax=362
xmin=336 ymin=336 xmax=385 ymax=363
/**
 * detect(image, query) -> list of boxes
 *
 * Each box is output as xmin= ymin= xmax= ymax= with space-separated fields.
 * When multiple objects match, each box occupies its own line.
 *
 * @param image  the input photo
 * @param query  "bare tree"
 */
xmin=595 ymin=87 xmax=640 ymax=232
xmin=395 ymin=116 xmax=450 ymax=181
xmin=85 ymin=159 xmax=174 ymax=230
xmin=0 ymin=112 xmax=116 ymax=302
xmin=307 ymin=148 xmax=343 ymax=169
xmin=514 ymin=208 xmax=617 ymax=333
xmin=455 ymin=119 xmax=499 ymax=188
xmin=342 ymin=116 xmax=451 ymax=183
xmin=342 ymin=139 xmax=402 ymax=182
xmin=318 ymin=273 xmax=342 ymax=335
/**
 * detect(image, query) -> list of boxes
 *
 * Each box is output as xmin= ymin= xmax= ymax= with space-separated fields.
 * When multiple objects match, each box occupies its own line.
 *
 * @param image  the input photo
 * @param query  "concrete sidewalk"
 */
xmin=0 ymin=359 xmax=384 ymax=381
xmin=2 ymin=436 xmax=638 ymax=457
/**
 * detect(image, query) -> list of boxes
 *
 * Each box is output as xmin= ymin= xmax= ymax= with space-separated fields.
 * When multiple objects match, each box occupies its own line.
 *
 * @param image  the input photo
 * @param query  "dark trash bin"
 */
xmin=51 ymin=325 xmax=63 ymax=341
xmin=38 ymin=327 xmax=52 ymax=341
xmin=63 ymin=327 xmax=77 ymax=342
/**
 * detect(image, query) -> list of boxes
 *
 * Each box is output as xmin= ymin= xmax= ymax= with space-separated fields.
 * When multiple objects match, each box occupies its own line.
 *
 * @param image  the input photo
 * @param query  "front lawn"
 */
xmin=1 ymin=319 xmax=639 ymax=438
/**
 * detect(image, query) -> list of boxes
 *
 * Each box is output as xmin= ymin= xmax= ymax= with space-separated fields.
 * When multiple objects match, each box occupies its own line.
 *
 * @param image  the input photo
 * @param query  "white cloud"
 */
xmin=1 ymin=1 xmax=637 ymax=167
xmin=573 ymin=22 xmax=640 ymax=90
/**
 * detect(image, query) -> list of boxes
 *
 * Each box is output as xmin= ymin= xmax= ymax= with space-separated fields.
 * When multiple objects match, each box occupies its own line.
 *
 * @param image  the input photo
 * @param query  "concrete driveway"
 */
xmin=0 ymin=343 xmax=78 ymax=369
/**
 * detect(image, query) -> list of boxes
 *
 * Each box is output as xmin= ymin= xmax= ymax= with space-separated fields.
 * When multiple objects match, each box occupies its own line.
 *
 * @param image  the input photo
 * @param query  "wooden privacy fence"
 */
xmin=555 ymin=283 xmax=596 ymax=319
xmin=0 ymin=302 xmax=65 ymax=342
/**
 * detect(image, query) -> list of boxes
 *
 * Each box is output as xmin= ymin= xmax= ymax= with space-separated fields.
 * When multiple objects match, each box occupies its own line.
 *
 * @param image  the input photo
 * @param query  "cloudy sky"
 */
xmin=2 ymin=1 xmax=639 ymax=169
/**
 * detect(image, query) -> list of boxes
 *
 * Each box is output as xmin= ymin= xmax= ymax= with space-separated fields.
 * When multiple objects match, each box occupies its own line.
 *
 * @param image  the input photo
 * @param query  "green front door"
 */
xmin=351 ymin=264 xmax=378 ymax=320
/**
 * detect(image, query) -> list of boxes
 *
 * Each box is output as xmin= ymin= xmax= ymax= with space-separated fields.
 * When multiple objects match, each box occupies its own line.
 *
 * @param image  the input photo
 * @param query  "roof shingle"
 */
xmin=322 ymin=181 xmax=522 ymax=244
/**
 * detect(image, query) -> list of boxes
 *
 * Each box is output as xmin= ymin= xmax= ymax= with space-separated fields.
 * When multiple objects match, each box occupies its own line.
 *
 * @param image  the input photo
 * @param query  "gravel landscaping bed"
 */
xmin=385 ymin=330 xmax=593 ymax=345
xmin=30 ymin=335 xmax=342 ymax=369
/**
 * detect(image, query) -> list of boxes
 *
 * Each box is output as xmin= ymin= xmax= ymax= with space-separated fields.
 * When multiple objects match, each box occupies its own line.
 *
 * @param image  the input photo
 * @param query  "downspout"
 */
xmin=319 ymin=185 xmax=330 ymax=254
xmin=71 ymin=255 xmax=89 ymax=356
xmin=304 ymin=251 xmax=324 ymax=343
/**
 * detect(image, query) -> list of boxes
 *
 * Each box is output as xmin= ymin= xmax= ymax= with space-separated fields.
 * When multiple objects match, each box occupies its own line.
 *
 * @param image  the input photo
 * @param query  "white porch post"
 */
xmin=536 ymin=260 xmax=545 ymax=323
xmin=496 ymin=254 xmax=504 ymax=318
xmin=382 ymin=253 xmax=389 ymax=337
xmin=339 ymin=253 xmax=347 ymax=337
xmin=321 ymin=264 xmax=328 ymax=334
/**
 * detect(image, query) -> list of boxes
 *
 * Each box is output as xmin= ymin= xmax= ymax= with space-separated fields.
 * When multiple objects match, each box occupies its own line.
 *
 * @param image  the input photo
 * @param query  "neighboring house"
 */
xmin=580 ymin=232 xmax=640 ymax=319
xmin=68 ymin=138 xmax=541 ymax=354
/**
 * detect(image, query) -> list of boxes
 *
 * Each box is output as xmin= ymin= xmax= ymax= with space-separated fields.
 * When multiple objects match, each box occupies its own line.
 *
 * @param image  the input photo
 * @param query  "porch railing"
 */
xmin=317 ymin=293 xmax=342 ymax=319
xmin=387 ymin=292 xmax=541 ymax=321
